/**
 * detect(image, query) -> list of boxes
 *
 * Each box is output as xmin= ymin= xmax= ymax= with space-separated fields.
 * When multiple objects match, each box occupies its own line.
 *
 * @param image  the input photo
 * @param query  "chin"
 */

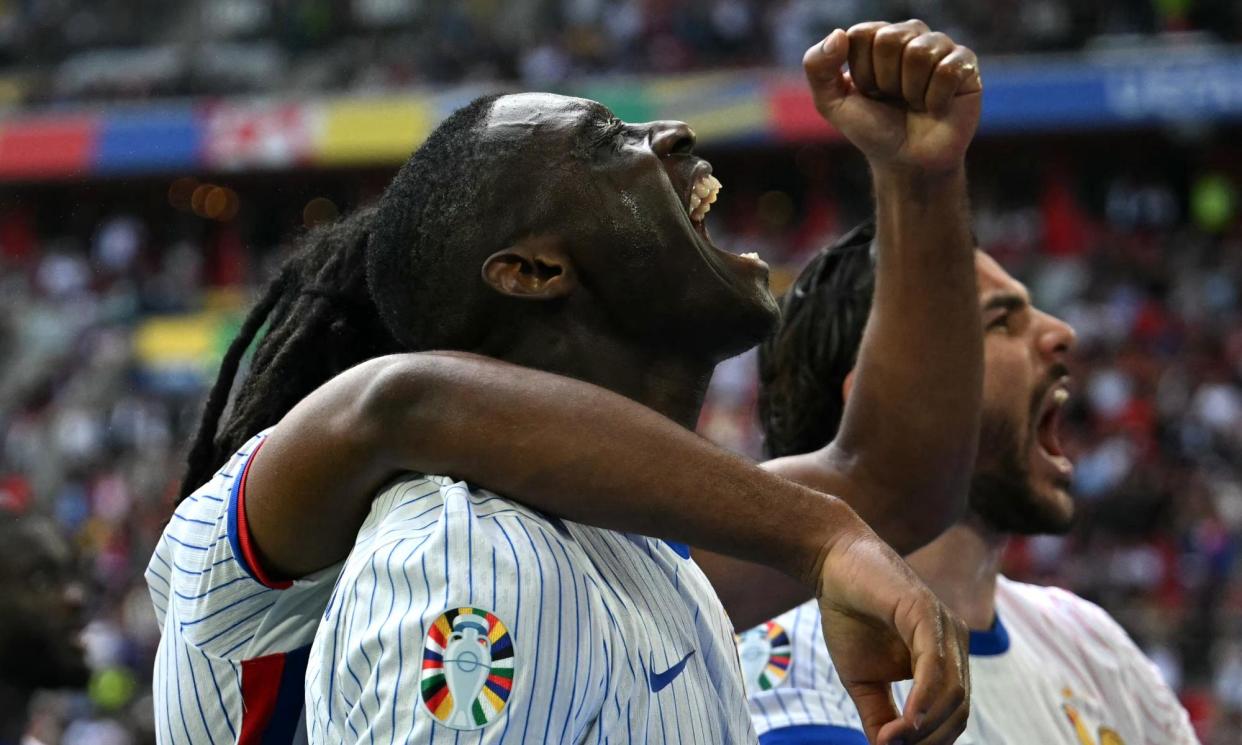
xmin=1008 ymin=479 xmax=1076 ymax=536
xmin=969 ymin=467 xmax=1077 ymax=536
xmin=1040 ymin=480 xmax=1077 ymax=531
xmin=715 ymin=292 xmax=781 ymax=360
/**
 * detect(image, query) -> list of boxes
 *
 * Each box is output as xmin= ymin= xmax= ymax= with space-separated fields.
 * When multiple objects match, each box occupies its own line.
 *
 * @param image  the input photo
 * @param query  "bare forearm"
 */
xmin=831 ymin=165 xmax=981 ymax=545
xmin=374 ymin=353 xmax=856 ymax=586
xmin=246 ymin=352 xmax=861 ymax=587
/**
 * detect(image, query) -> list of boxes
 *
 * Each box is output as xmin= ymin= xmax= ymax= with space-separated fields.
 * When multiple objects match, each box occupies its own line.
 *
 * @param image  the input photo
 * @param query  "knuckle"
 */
xmin=953 ymin=51 xmax=980 ymax=72
xmin=935 ymin=60 xmax=967 ymax=82
xmin=923 ymin=32 xmax=953 ymax=51
xmin=903 ymin=39 xmax=936 ymax=63
xmin=874 ymin=26 xmax=912 ymax=49
xmin=847 ymin=21 xmax=883 ymax=38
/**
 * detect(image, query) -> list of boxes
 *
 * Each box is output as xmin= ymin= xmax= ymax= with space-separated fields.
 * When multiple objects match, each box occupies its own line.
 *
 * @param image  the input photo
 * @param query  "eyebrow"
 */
xmin=981 ymin=292 xmax=1029 ymax=313
xmin=572 ymin=105 xmax=622 ymax=157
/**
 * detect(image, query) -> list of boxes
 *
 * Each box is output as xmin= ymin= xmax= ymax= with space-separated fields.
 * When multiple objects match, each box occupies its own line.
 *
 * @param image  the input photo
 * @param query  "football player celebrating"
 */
xmin=742 ymin=217 xmax=1199 ymax=744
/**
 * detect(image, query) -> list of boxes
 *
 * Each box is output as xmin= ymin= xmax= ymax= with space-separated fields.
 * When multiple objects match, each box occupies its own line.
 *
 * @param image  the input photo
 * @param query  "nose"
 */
xmin=1036 ymin=311 xmax=1076 ymax=362
xmin=648 ymin=121 xmax=696 ymax=157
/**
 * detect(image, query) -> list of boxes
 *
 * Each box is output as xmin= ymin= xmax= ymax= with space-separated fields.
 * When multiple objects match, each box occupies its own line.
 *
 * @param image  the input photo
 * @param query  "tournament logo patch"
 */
xmin=736 ymin=620 xmax=792 ymax=695
xmin=421 ymin=607 xmax=515 ymax=730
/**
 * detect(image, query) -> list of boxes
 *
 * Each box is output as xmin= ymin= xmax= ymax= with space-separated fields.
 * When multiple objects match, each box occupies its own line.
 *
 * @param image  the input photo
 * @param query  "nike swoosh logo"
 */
xmin=649 ymin=651 xmax=695 ymax=692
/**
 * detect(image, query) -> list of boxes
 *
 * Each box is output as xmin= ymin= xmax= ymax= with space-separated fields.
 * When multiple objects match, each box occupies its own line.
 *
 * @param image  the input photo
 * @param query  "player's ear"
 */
xmin=842 ymin=369 xmax=857 ymax=402
xmin=482 ymin=235 xmax=578 ymax=300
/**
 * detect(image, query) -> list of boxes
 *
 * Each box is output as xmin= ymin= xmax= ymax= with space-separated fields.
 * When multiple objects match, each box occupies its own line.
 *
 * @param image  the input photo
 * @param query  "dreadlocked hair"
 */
xmin=366 ymin=94 xmax=521 ymax=352
xmin=758 ymin=219 xmax=877 ymax=459
xmin=179 ymin=94 xmax=508 ymax=501
xmin=178 ymin=206 xmax=401 ymax=500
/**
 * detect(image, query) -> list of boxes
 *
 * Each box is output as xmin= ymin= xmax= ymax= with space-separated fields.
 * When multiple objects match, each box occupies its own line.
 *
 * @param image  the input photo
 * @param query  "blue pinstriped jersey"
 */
xmin=305 ymin=474 xmax=758 ymax=744
xmin=145 ymin=430 xmax=341 ymax=744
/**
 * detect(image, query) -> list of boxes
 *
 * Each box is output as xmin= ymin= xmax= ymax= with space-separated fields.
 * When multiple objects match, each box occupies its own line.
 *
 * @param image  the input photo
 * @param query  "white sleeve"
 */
xmin=1052 ymin=590 xmax=1200 ymax=744
xmin=307 ymin=485 xmax=612 ymax=744
xmin=144 ymin=431 xmax=339 ymax=660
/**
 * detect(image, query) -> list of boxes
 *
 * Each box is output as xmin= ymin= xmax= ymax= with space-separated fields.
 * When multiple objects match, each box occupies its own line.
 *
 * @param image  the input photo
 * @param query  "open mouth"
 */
xmin=679 ymin=161 xmax=767 ymax=272
xmin=1033 ymin=380 xmax=1074 ymax=479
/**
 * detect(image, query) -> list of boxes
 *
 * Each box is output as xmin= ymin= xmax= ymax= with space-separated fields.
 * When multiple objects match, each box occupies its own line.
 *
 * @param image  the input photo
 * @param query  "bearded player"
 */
xmin=149 ymin=21 xmax=980 ymax=745
xmin=740 ymin=221 xmax=1199 ymax=744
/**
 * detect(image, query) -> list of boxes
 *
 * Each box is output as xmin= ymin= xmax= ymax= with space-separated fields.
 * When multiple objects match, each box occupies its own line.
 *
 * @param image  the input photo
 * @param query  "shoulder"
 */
xmin=356 ymin=473 xmax=583 ymax=559
xmin=997 ymin=578 xmax=1199 ymax=742
xmin=146 ymin=429 xmax=342 ymax=658
xmin=331 ymin=474 xmax=605 ymax=624
xmin=996 ymin=576 xmax=1144 ymax=664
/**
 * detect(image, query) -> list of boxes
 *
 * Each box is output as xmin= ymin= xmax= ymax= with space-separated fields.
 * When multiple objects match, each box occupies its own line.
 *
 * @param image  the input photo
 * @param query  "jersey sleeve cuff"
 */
xmin=759 ymin=725 xmax=868 ymax=745
xmin=226 ymin=439 xmax=293 ymax=590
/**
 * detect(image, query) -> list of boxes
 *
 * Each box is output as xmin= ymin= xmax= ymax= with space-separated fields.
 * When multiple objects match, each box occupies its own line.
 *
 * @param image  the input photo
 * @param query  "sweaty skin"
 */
xmin=903 ymin=252 xmax=1077 ymax=632
xmin=219 ymin=21 xmax=982 ymax=745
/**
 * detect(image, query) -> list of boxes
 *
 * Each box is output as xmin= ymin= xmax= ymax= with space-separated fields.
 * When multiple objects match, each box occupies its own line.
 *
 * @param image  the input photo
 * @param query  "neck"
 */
xmin=905 ymin=515 xmax=1007 ymax=631
xmin=487 ymin=323 xmax=717 ymax=429
xmin=0 ymin=680 xmax=29 ymax=743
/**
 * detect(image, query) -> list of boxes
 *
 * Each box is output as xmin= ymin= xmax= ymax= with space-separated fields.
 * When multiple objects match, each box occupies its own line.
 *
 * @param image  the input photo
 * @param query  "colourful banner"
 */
xmin=202 ymin=100 xmax=314 ymax=171
xmin=313 ymin=97 xmax=434 ymax=166
xmin=0 ymin=49 xmax=1239 ymax=181
xmin=96 ymin=107 xmax=200 ymax=173
xmin=0 ymin=115 xmax=96 ymax=180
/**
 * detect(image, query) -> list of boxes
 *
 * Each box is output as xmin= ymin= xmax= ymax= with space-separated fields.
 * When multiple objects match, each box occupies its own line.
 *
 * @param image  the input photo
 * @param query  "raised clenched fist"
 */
xmin=804 ymin=20 xmax=983 ymax=174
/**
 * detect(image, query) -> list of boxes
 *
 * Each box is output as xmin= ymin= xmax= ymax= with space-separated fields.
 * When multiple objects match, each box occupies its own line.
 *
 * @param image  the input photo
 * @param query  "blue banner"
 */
xmin=981 ymin=52 xmax=1242 ymax=132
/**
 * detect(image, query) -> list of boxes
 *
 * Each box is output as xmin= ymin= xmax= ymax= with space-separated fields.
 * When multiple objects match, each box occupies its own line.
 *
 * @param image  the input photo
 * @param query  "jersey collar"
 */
xmin=968 ymin=612 xmax=1011 ymax=656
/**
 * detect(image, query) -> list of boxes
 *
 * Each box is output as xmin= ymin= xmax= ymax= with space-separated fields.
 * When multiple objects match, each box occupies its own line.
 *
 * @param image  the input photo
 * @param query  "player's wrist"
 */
xmin=796 ymin=496 xmax=871 ymax=594
xmin=870 ymin=160 xmax=967 ymax=189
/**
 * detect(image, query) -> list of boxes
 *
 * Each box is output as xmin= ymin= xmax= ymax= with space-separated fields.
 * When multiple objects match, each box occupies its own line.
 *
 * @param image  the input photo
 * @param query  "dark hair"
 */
xmin=757 ymin=220 xmax=876 ymax=458
xmin=179 ymin=95 xmax=504 ymax=499
xmin=367 ymin=93 xmax=520 ymax=352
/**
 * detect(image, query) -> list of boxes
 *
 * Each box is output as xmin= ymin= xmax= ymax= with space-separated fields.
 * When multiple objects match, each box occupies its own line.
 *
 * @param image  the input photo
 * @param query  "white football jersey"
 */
xmin=741 ymin=576 xmax=1199 ymax=745
xmin=305 ymin=474 xmax=757 ymax=744
xmin=145 ymin=430 xmax=341 ymax=744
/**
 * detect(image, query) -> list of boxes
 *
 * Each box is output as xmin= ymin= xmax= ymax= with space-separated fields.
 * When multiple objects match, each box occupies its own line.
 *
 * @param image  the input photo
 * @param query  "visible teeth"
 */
xmin=1053 ymin=389 xmax=1069 ymax=406
xmin=740 ymin=252 xmax=760 ymax=260
xmin=688 ymin=172 xmax=723 ymax=223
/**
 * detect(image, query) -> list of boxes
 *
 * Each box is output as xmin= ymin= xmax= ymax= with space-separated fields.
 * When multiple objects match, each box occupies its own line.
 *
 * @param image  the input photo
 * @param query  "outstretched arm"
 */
xmin=697 ymin=153 xmax=983 ymax=626
xmin=770 ymin=19 xmax=983 ymax=554
xmin=695 ymin=20 xmax=984 ymax=631
xmin=244 ymin=350 xmax=851 ymax=584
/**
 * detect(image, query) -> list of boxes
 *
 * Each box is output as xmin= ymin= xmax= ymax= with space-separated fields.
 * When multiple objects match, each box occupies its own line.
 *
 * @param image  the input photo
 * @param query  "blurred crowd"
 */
xmin=1 ymin=131 xmax=1241 ymax=742
xmin=0 ymin=0 xmax=1240 ymax=105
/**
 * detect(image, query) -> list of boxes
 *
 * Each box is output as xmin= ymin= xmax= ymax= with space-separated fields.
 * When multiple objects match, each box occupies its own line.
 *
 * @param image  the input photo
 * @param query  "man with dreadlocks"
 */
xmin=740 ymin=223 xmax=1199 ymax=744
xmin=148 ymin=21 xmax=983 ymax=745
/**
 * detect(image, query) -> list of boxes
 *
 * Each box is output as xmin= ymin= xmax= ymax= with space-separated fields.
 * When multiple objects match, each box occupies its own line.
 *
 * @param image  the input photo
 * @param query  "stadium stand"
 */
xmin=1 ymin=2 xmax=1241 ymax=743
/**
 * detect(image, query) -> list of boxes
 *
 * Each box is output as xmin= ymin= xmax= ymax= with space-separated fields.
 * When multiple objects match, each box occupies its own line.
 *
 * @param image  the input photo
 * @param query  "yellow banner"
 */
xmin=314 ymin=98 xmax=434 ymax=166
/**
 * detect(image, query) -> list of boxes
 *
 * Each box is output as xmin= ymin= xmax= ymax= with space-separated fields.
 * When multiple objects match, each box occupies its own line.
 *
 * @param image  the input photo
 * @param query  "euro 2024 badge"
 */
xmin=421 ymin=607 xmax=515 ymax=730
xmin=736 ymin=620 xmax=791 ymax=696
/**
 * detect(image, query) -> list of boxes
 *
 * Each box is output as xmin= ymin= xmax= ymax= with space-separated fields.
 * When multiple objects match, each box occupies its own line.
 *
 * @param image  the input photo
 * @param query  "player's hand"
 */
xmin=803 ymin=21 xmax=982 ymax=174
xmin=815 ymin=519 xmax=970 ymax=744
